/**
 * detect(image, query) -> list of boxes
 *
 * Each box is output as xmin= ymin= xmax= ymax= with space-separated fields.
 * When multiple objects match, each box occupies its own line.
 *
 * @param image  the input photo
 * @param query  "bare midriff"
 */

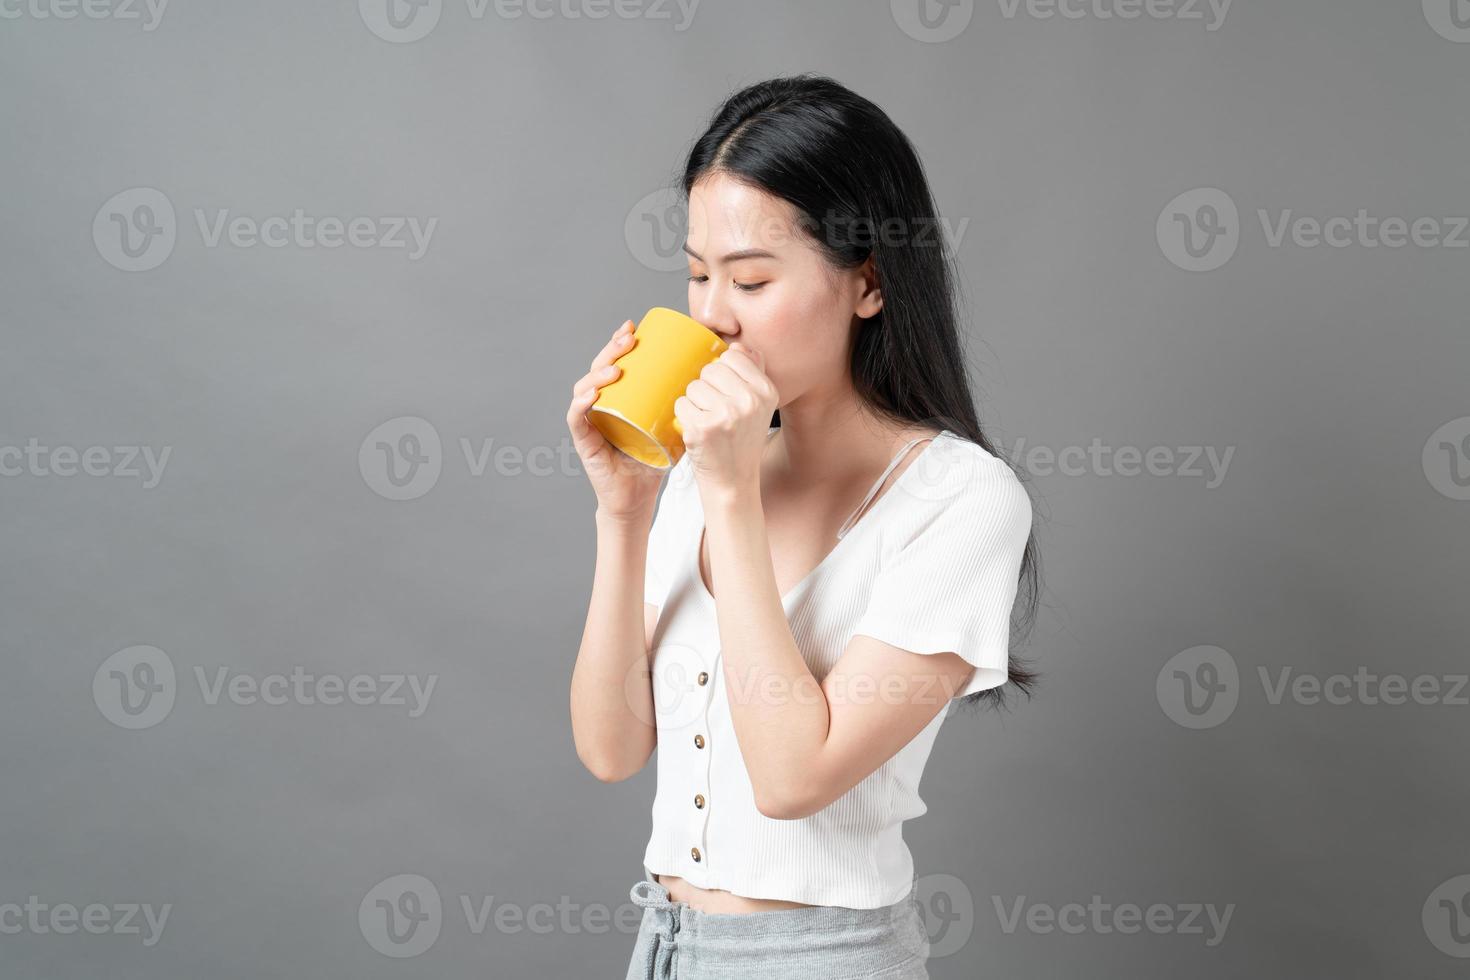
xmin=654 ymin=872 xmax=815 ymax=914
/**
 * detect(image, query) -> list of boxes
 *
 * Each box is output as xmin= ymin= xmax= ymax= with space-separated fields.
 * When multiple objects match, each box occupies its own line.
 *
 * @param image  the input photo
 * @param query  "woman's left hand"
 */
xmin=675 ymin=342 xmax=780 ymax=496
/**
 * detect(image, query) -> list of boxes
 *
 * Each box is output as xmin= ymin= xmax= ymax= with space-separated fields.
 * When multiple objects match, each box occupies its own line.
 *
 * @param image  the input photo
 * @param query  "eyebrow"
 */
xmin=682 ymin=245 xmax=780 ymax=263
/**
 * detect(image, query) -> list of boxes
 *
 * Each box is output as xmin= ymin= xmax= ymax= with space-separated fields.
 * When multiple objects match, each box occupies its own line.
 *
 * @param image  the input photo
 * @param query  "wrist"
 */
xmin=595 ymin=505 xmax=655 ymax=531
xmin=698 ymin=477 xmax=762 ymax=515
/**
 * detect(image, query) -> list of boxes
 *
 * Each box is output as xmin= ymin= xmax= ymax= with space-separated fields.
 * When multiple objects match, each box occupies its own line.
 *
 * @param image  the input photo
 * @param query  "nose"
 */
xmin=691 ymin=296 xmax=738 ymax=343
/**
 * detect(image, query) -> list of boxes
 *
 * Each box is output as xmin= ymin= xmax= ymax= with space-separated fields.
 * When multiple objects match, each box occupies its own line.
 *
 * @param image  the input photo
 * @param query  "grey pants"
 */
xmin=623 ymin=873 xmax=931 ymax=979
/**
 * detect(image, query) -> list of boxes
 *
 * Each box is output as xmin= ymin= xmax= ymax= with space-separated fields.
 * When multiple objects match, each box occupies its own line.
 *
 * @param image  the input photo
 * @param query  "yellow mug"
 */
xmin=586 ymin=307 xmax=728 ymax=470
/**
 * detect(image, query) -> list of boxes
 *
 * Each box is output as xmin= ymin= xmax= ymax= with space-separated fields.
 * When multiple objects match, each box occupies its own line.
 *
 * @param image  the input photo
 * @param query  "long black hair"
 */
xmin=678 ymin=73 xmax=1043 ymax=711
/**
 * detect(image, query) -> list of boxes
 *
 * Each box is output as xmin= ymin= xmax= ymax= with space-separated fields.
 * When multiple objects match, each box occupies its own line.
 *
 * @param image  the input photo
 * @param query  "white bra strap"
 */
xmin=835 ymin=435 xmax=933 ymax=539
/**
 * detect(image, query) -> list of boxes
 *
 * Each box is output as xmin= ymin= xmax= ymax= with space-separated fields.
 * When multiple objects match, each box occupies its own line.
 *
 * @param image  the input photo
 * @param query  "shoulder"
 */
xmin=913 ymin=433 xmax=1030 ymax=518
xmin=880 ymin=433 xmax=1031 ymax=559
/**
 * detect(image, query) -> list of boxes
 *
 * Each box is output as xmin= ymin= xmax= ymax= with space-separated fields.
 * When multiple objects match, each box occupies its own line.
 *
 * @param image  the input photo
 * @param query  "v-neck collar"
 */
xmin=691 ymin=428 xmax=951 ymax=609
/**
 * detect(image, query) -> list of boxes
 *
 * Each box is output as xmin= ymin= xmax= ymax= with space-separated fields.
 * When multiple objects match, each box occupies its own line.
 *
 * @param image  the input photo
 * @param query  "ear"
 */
xmin=854 ymin=254 xmax=883 ymax=319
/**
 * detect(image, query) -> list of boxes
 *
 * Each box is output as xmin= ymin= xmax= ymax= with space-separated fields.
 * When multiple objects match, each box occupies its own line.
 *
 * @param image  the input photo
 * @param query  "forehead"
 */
xmin=687 ymin=174 xmax=804 ymax=254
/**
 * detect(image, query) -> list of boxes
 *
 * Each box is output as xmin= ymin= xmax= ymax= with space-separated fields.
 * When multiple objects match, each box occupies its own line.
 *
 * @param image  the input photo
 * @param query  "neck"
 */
xmin=768 ymin=383 xmax=928 ymax=489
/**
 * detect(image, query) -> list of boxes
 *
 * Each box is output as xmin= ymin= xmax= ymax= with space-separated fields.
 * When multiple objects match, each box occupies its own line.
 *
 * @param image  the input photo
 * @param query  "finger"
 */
xmin=573 ymin=362 xmax=620 ymax=399
xmin=567 ymin=401 xmax=593 ymax=435
xmin=567 ymin=407 xmax=588 ymax=434
xmin=569 ymin=383 xmax=612 ymax=435
xmin=695 ymin=359 xmax=744 ymax=396
xmin=716 ymin=345 xmax=767 ymax=386
xmin=682 ymin=378 xmax=718 ymax=412
xmin=589 ymin=320 xmax=637 ymax=371
xmin=672 ymin=395 xmax=703 ymax=434
xmin=727 ymin=342 xmax=763 ymax=371
xmin=591 ymin=321 xmax=636 ymax=368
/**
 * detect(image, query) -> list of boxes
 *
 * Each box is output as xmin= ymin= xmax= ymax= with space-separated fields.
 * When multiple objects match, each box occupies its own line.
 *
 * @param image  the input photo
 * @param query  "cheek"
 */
xmin=754 ymin=289 xmax=842 ymax=363
xmin=758 ymin=285 xmax=827 ymax=337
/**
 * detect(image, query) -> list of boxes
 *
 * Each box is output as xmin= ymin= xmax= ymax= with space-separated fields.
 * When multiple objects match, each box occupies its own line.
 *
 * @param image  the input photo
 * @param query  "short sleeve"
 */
xmin=850 ymin=464 xmax=1032 ymax=700
xmin=643 ymin=458 xmax=693 ymax=610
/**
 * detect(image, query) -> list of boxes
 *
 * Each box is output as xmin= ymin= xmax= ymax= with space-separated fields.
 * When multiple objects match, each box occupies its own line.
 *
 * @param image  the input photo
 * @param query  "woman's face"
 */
xmin=684 ymin=173 xmax=882 ymax=408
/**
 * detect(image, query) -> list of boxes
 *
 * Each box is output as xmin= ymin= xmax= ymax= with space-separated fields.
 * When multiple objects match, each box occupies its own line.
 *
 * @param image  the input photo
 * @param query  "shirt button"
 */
xmin=694 ymin=734 xmax=705 ymax=749
xmin=694 ymin=793 xmax=705 ymax=808
xmin=691 ymin=846 xmax=702 ymax=862
xmin=697 ymin=671 xmax=709 ymax=686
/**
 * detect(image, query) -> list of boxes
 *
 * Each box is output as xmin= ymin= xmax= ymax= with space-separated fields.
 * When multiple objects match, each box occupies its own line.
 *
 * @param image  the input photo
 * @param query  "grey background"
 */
xmin=2 ymin=0 xmax=1467 ymax=977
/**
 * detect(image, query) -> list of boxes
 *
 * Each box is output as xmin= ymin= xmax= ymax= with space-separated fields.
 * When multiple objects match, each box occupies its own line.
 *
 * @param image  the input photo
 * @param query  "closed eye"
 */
xmin=687 ymin=274 xmax=765 ymax=293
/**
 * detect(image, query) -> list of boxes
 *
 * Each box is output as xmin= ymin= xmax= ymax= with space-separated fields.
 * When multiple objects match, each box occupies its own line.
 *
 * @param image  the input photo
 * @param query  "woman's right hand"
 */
xmin=567 ymin=320 xmax=667 ymax=521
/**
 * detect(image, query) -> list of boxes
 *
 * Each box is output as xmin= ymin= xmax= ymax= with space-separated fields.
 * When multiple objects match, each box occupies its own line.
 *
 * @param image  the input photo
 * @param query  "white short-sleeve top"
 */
xmin=640 ymin=427 xmax=1033 ymax=909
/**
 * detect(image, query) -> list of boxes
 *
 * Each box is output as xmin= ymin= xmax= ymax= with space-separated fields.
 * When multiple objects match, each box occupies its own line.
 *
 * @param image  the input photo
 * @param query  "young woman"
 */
xmin=567 ymin=74 xmax=1041 ymax=979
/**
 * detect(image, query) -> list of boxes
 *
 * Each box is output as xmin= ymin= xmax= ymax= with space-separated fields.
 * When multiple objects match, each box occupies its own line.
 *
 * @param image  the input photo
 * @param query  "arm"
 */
xmin=702 ymin=487 xmax=975 ymax=819
xmin=568 ymin=507 xmax=660 ymax=783
xmin=677 ymin=343 xmax=1021 ymax=819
